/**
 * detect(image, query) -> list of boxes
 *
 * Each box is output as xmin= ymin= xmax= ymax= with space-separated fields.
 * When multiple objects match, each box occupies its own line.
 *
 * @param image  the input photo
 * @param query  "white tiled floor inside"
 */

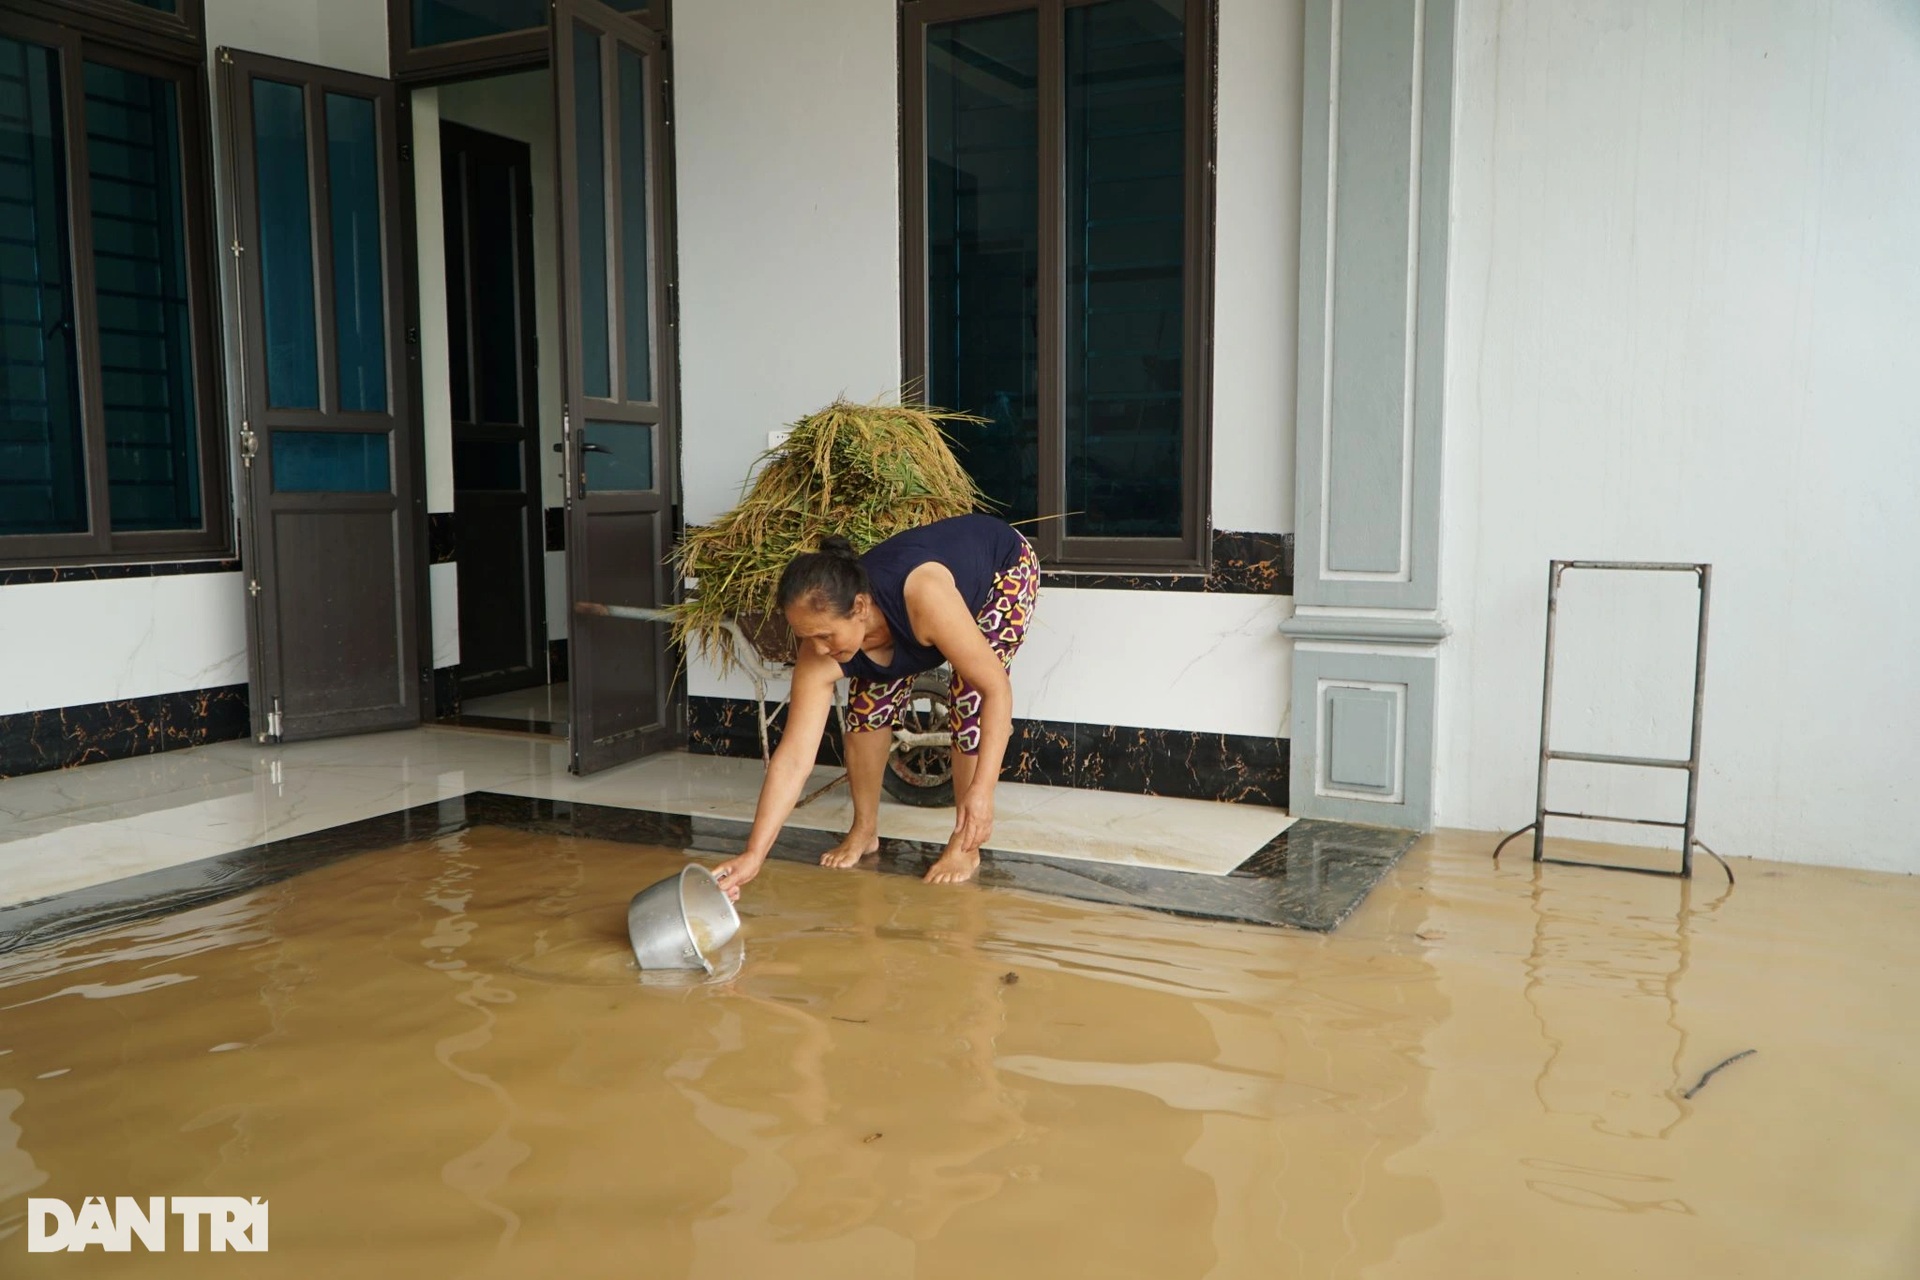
xmin=0 ymin=726 xmax=1294 ymax=910
xmin=459 ymin=682 xmax=569 ymax=723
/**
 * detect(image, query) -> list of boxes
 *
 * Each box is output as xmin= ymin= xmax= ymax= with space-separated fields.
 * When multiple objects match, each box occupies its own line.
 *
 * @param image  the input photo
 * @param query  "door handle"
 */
xmin=555 ymin=442 xmax=610 ymax=453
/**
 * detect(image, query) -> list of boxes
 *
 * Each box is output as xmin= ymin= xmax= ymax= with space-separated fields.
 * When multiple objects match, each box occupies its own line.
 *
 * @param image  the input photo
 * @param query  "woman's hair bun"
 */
xmin=818 ymin=535 xmax=858 ymax=559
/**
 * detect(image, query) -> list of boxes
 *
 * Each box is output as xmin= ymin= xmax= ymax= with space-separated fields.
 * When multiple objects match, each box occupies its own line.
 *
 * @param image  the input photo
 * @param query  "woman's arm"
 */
xmin=905 ymin=568 xmax=1013 ymax=852
xmin=712 ymin=645 xmax=841 ymax=899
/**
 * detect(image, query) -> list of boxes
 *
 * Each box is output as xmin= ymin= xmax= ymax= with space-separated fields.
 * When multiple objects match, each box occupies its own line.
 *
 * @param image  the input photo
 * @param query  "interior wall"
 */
xmin=673 ymin=0 xmax=1301 ymax=742
xmin=417 ymin=70 xmax=568 ymax=654
xmin=1437 ymin=0 xmax=1920 ymax=870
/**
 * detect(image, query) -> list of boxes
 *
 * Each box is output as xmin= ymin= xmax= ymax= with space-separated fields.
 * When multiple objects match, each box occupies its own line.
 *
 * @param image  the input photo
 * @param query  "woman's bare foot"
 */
xmin=923 ymin=840 xmax=980 ymax=884
xmin=821 ymin=828 xmax=880 ymax=869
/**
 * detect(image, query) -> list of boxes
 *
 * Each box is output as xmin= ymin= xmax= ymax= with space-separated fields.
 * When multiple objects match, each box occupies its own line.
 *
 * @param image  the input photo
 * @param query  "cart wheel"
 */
xmin=881 ymin=670 xmax=955 ymax=808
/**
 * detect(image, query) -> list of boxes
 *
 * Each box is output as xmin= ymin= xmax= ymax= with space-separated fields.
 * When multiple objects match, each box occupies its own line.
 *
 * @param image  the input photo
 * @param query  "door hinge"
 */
xmin=239 ymin=424 xmax=257 ymax=467
xmin=267 ymin=698 xmax=283 ymax=740
xmin=399 ymin=141 xmax=411 ymax=163
xmin=248 ymin=578 xmax=261 ymax=597
xmin=230 ymin=240 xmax=244 ymax=257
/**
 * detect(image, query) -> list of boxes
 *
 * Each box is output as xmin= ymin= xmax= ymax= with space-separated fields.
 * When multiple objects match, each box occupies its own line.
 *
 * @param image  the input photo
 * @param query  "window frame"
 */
xmin=901 ymin=0 xmax=1216 ymax=570
xmin=0 ymin=2 xmax=231 ymax=568
xmin=388 ymin=0 xmax=666 ymax=86
xmin=3 ymin=0 xmax=203 ymax=66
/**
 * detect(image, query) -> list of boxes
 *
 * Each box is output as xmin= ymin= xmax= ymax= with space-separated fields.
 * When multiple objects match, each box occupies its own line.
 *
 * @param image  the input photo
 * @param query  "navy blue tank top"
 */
xmin=839 ymin=514 xmax=1026 ymax=680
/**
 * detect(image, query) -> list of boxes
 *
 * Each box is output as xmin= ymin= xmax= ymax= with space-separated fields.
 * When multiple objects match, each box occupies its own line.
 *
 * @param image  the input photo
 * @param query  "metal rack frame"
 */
xmin=1491 ymin=560 xmax=1732 ymax=882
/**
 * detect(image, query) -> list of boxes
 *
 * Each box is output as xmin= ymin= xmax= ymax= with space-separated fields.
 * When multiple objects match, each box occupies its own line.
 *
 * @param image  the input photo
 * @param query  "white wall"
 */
xmin=671 ymin=0 xmax=904 ymax=527
xmin=1211 ymin=0 xmax=1302 ymax=535
xmin=0 ymin=576 xmax=248 ymax=714
xmin=203 ymin=0 xmax=388 ymax=79
xmin=1437 ymin=0 xmax=1920 ymax=871
xmin=674 ymin=0 xmax=1300 ymax=741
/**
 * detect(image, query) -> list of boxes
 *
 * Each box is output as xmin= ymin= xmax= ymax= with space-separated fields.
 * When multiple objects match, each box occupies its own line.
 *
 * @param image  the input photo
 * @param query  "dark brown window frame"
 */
xmin=3 ymin=0 xmax=203 ymax=67
xmin=0 ymin=1 xmax=233 ymax=569
xmin=387 ymin=0 xmax=666 ymax=86
xmin=901 ymin=0 xmax=1216 ymax=571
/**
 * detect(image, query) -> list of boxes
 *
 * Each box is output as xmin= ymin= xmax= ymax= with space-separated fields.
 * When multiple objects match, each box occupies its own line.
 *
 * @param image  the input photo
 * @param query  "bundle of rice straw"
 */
xmin=670 ymin=397 xmax=986 ymax=674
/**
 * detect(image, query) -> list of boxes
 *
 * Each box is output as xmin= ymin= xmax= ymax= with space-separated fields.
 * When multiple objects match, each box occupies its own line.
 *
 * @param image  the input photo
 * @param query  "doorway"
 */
xmin=441 ymin=117 xmax=556 ymax=728
xmin=428 ymin=70 xmax=570 ymax=739
xmin=415 ymin=0 xmax=683 ymax=769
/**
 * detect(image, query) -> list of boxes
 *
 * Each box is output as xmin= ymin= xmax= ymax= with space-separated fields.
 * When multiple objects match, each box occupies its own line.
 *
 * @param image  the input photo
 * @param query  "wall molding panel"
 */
xmin=1281 ymin=0 xmax=1455 ymax=829
xmin=1293 ymin=0 xmax=1453 ymax=611
xmin=1292 ymin=650 xmax=1434 ymax=827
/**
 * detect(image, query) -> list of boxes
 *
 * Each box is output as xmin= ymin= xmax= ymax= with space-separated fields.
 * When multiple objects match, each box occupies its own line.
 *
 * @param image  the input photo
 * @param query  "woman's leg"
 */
xmin=821 ymin=727 xmax=893 ymax=867
xmin=824 ymin=677 xmax=912 ymax=868
xmin=928 ymin=538 xmax=1040 ymax=882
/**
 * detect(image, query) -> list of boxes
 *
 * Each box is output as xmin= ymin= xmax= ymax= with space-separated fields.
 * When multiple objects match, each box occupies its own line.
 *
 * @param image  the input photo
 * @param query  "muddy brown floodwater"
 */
xmin=0 ymin=826 xmax=1916 ymax=1278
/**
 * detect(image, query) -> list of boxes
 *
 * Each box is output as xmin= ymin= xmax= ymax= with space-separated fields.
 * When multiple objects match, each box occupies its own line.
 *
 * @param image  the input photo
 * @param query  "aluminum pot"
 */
xmin=627 ymin=864 xmax=741 ymax=972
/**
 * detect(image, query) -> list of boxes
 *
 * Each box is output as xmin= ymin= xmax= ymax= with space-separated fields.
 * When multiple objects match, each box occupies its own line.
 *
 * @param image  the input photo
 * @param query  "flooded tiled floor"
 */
xmin=0 ymin=827 xmax=1914 ymax=1277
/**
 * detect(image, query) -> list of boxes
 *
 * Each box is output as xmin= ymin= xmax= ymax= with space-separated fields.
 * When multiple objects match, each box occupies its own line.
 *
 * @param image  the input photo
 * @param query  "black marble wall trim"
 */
xmin=0 ymin=558 xmax=241 ymax=588
xmin=428 ymin=512 xmax=458 ymax=565
xmin=688 ymin=696 xmax=1285 ymax=807
xmin=0 ymin=684 xmax=250 ymax=780
xmin=1210 ymin=530 xmax=1294 ymax=595
xmin=545 ymin=507 xmax=565 ymax=553
xmin=688 ymin=694 xmax=847 ymax=767
xmin=547 ymin=638 xmax=569 ymax=683
xmin=432 ymin=666 xmax=460 ymax=720
xmin=0 ymin=792 xmax=1415 ymax=955
xmin=1038 ymin=530 xmax=1293 ymax=597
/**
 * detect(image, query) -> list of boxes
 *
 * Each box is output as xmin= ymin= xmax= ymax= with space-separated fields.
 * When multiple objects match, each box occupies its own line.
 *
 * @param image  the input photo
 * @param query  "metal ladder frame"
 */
xmin=1491 ymin=560 xmax=1731 ymax=881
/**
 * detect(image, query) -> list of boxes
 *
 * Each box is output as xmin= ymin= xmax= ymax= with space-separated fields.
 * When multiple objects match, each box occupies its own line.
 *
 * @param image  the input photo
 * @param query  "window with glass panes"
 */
xmin=905 ymin=0 xmax=1212 ymax=567
xmin=389 ymin=0 xmax=660 ymax=83
xmin=0 ymin=2 xmax=225 ymax=565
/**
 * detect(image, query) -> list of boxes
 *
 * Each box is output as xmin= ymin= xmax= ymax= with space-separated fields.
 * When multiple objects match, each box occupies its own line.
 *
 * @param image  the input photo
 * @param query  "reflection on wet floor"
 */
xmin=0 ymin=827 xmax=1915 ymax=1278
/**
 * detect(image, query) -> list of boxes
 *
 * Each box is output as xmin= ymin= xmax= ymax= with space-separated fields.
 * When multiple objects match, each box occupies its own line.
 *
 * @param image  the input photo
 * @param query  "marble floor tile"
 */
xmin=0 ymin=727 xmax=1302 ymax=909
xmin=0 ymin=795 xmax=1405 ymax=948
xmin=0 ymin=817 xmax=236 ymax=909
xmin=483 ymin=753 xmax=1271 ymax=875
xmin=0 ymin=748 xmax=258 ymax=827
xmin=461 ymin=683 xmax=569 ymax=722
xmin=1015 ymin=787 xmax=1295 ymax=876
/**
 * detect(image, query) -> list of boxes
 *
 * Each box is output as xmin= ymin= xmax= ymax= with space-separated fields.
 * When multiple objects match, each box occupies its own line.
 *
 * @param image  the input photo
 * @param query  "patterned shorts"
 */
xmin=844 ymin=536 xmax=1040 ymax=755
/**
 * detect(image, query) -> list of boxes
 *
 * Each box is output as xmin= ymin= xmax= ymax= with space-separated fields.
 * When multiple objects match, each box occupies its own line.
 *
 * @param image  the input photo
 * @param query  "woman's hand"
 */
xmin=711 ymin=852 xmax=766 ymax=902
xmin=952 ymin=785 xmax=995 ymax=853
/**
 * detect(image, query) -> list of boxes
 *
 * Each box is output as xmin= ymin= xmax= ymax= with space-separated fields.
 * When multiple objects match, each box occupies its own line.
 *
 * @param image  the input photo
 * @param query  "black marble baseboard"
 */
xmin=687 ymin=696 xmax=1285 ymax=807
xmin=1039 ymin=530 xmax=1293 ymax=596
xmin=432 ymin=666 xmax=460 ymax=720
xmin=0 ymin=792 xmax=1415 ymax=956
xmin=1009 ymin=718 xmax=1289 ymax=807
xmin=688 ymin=694 xmax=846 ymax=767
xmin=0 ymin=684 xmax=250 ymax=780
xmin=0 ymin=558 xmax=240 ymax=587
